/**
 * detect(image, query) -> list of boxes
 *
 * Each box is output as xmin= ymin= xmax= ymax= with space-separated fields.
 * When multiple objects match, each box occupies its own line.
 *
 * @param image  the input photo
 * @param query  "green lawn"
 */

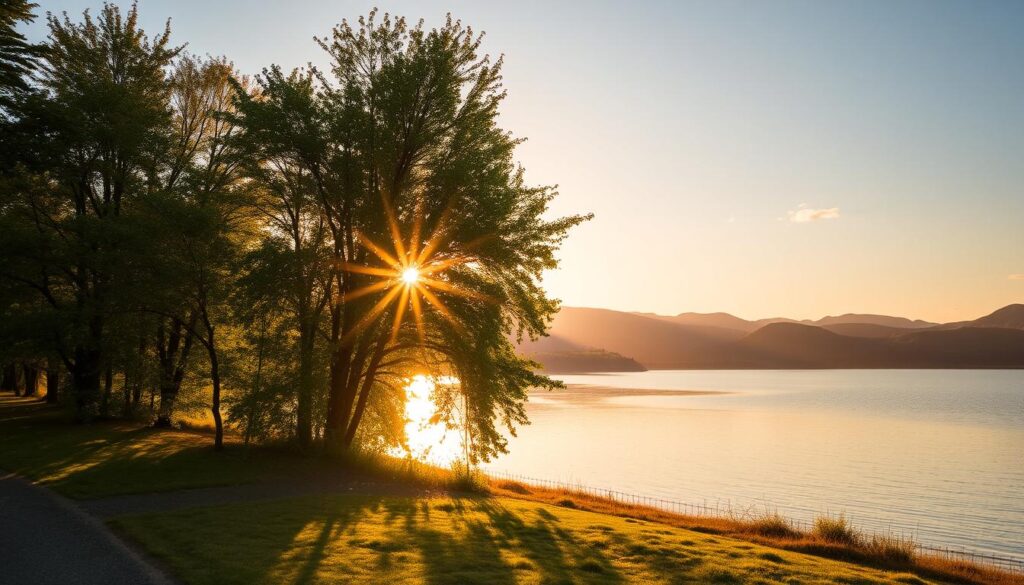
xmin=113 ymin=494 xmax=934 ymax=585
xmin=0 ymin=395 xmax=321 ymax=499
xmin=0 ymin=394 xmax=950 ymax=584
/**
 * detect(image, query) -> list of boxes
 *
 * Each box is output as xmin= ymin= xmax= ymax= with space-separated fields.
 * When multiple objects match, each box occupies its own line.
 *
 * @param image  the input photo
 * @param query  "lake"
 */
xmin=483 ymin=370 xmax=1024 ymax=561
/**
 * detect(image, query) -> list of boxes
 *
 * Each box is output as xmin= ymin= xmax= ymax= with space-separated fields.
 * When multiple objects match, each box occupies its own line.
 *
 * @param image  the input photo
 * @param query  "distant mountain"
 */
xmin=641 ymin=312 xmax=765 ymax=332
xmin=889 ymin=327 xmax=1024 ymax=367
xmin=704 ymin=323 xmax=894 ymax=368
xmin=688 ymin=322 xmax=1024 ymax=369
xmin=529 ymin=304 xmax=1024 ymax=371
xmin=641 ymin=311 xmax=937 ymax=333
xmin=969 ymin=304 xmax=1024 ymax=330
xmin=525 ymin=350 xmax=646 ymax=374
xmin=819 ymin=323 xmax=912 ymax=339
xmin=815 ymin=313 xmax=937 ymax=328
xmin=537 ymin=307 xmax=744 ymax=368
xmin=516 ymin=333 xmax=646 ymax=373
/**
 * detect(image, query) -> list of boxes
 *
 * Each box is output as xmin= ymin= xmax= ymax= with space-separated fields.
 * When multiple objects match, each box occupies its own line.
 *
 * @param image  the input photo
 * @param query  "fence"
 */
xmin=487 ymin=470 xmax=1024 ymax=574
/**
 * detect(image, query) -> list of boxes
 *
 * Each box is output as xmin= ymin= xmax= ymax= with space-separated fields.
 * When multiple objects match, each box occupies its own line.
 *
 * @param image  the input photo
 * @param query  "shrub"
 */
xmin=495 ymin=480 xmax=531 ymax=494
xmin=866 ymin=533 xmax=916 ymax=565
xmin=749 ymin=512 xmax=799 ymax=539
xmin=814 ymin=514 xmax=860 ymax=545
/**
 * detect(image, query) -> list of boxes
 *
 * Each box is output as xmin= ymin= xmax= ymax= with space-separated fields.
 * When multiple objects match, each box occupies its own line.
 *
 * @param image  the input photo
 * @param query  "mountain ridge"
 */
xmin=519 ymin=304 xmax=1024 ymax=372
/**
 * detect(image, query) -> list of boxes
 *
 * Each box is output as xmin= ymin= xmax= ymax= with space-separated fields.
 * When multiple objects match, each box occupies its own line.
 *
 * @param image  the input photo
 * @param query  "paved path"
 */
xmin=0 ymin=473 xmax=177 ymax=585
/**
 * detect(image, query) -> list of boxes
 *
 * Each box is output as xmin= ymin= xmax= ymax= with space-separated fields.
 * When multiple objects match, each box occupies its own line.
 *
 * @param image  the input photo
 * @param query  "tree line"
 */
xmin=0 ymin=1 xmax=588 ymax=459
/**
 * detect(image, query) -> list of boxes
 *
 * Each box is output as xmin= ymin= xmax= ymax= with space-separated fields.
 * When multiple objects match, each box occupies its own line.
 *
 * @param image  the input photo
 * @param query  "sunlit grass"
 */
xmin=113 ymin=494 xmax=941 ymax=585
xmin=0 ymin=394 xmax=323 ymax=499
xmin=3 ymin=393 xmax=1020 ymax=584
xmin=486 ymin=480 xmax=1024 ymax=585
xmin=814 ymin=514 xmax=860 ymax=546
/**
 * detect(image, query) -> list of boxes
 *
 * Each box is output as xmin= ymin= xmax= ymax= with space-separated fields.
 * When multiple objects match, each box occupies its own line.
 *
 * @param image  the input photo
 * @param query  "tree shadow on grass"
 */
xmin=0 ymin=410 xmax=321 ymax=498
xmin=372 ymin=496 xmax=625 ymax=585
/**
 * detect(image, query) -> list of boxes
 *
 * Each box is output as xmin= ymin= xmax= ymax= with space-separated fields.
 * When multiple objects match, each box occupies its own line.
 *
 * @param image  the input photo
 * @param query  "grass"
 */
xmin=112 ymin=493 xmax=942 ymax=585
xmin=486 ymin=480 xmax=1024 ymax=584
xmin=3 ymin=393 xmax=1022 ymax=584
xmin=814 ymin=514 xmax=860 ymax=545
xmin=0 ymin=394 xmax=326 ymax=498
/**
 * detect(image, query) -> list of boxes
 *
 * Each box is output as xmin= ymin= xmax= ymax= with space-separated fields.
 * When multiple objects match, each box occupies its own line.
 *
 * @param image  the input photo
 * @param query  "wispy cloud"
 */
xmin=1009 ymin=274 xmax=1024 ymax=281
xmin=787 ymin=203 xmax=840 ymax=223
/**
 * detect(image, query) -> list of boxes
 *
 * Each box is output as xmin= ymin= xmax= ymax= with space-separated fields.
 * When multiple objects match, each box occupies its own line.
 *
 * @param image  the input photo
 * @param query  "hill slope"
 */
xmin=540 ymin=304 xmax=1024 ymax=370
xmin=970 ymin=303 xmax=1024 ymax=329
xmin=539 ymin=307 xmax=744 ymax=368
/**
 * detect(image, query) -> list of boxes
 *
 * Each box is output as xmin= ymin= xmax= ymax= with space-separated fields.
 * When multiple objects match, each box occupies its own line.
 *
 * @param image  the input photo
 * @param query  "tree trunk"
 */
xmin=202 ymin=316 xmax=224 ymax=451
xmin=154 ymin=382 xmax=177 ymax=427
xmin=46 ymin=357 xmax=60 ymax=404
xmin=342 ymin=339 xmax=388 ymax=448
xmin=2 ymin=363 xmax=18 ymax=394
xmin=122 ymin=372 xmax=132 ymax=418
xmin=296 ymin=321 xmax=315 ymax=448
xmin=99 ymin=365 xmax=113 ymax=417
xmin=22 ymin=365 xmax=38 ymax=397
xmin=72 ymin=344 xmax=102 ymax=419
xmin=155 ymin=317 xmax=195 ymax=427
xmin=71 ymin=362 xmax=101 ymax=420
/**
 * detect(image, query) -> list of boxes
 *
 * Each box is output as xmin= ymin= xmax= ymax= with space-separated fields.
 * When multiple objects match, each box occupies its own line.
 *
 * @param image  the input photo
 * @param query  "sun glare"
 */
xmin=401 ymin=267 xmax=419 ymax=285
xmin=391 ymin=375 xmax=463 ymax=466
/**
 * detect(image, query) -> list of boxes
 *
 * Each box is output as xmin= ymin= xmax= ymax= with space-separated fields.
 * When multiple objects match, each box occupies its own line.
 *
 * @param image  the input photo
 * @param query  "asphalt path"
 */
xmin=0 ymin=472 xmax=177 ymax=585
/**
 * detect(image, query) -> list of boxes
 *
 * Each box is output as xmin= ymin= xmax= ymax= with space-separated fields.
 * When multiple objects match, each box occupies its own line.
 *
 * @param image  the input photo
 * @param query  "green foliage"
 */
xmin=0 ymin=0 xmax=41 ymax=110
xmin=2 ymin=5 xmax=588 ymax=459
xmin=230 ymin=9 xmax=590 ymax=459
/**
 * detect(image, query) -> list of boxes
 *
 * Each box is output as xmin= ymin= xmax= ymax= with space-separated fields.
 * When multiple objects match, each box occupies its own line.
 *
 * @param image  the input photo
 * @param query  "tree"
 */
xmin=147 ymin=55 xmax=252 ymax=448
xmin=0 ymin=3 xmax=180 ymax=417
xmin=0 ymin=0 xmax=40 ymax=112
xmin=229 ymin=67 xmax=334 ymax=447
xmin=233 ymin=12 xmax=590 ymax=458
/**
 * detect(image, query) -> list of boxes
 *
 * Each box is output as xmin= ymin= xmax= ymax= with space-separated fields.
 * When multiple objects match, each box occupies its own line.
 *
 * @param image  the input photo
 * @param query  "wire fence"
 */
xmin=486 ymin=470 xmax=1024 ymax=574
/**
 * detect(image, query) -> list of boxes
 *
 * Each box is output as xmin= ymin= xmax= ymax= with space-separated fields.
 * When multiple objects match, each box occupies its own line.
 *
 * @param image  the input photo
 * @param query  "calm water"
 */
xmin=483 ymin=370 xmax=1024 ymax=560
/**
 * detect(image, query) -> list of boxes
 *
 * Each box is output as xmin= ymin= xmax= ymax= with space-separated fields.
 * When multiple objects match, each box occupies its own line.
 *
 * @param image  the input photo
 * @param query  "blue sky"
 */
xmin=22 ymin=0 xmax=1024 ymax=321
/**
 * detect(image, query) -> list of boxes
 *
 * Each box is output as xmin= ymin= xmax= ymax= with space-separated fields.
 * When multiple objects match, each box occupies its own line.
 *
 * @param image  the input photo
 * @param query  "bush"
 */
xmin=495 ymin=480 xmax=532 ymax=494
xmin=814 ymin=514 xmax=860 ymax=545
xmin=449 ymin=460 xmax=487 ymax=492
xmin=866 ymin=533 xmax=916 ymax=565
xmin=749 ymin=512 xmax=799 ymax=538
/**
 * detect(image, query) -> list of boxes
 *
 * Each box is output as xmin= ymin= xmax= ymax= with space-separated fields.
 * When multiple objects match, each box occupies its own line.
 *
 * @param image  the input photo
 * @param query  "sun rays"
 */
xmin=338 ymin=198 xmax=488 ymax=347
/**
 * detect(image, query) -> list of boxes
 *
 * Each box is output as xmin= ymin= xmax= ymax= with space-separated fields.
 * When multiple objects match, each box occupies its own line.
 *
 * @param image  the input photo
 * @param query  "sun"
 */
xmin=401 ymin=267 xmax=420 ymax=285
xmin=337 ymin=196 xmax=493 ymax=346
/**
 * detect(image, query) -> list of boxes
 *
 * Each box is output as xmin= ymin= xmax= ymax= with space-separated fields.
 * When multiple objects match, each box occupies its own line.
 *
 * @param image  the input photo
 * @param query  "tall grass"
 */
xmin=749 ymin=512 xmax=799 ymax=539
xmin=866 ymin=533 xmax=917 ymax=564
xmin=814 ymin=514 xmax=860 ymax=545
xmin=487 ymin=478 xmax=1023 ymax=585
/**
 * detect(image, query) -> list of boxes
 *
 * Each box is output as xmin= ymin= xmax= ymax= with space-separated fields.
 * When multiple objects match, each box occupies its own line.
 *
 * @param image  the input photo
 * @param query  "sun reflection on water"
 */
xmin=391 ymin=375 xmax=464 ymax=466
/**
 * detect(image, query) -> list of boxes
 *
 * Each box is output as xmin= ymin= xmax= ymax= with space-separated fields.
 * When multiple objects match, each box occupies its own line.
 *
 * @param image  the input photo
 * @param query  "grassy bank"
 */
xmin=2 ymin=393 xmax=1020 ymax=585
xmin=112 ymin=493 xmax=935 ymax=585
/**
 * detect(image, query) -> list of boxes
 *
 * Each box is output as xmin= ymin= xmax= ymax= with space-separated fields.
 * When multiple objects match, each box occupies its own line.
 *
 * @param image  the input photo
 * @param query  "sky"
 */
xmin=22 ymin=0 xmax=1024 ymax=322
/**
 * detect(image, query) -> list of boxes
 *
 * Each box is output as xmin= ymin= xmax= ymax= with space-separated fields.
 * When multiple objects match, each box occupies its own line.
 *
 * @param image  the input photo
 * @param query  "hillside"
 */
xmin=970 ymin=303 xmax=1024 ymax=329
xmin=644 ymin=311 xmax=938 ymax=333
xmin=820 ymin=323 xmax=914 ymax=338
xmin=816 ymin=313 xmax=937 ymax=328
xmin=723 ymin=323 xmax=894 ymax=368
xmin=535 ymin=307 xmax=743 ymax=368
xmin=525 ymin=350 xmax=646 ymax=373
xmin=892 ymin=327 xmax=1024 ymax=367
xmin=537 ymin=304 xmax=1024 ymax=370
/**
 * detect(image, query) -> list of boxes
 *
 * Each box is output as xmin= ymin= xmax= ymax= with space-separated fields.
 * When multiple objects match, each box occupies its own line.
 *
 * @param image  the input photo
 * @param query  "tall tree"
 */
xmin=145 ymin=55 xmax=252 ymax=447
xmin=230 ymin=67 xmax=333 ymax=447
xmin=0 ymin=0 xmax=40 ymax=112
xmin=233 ymin=12 xmax=589 ymax=458
xmin=0 ymin=3 xmax=180 ymax=417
